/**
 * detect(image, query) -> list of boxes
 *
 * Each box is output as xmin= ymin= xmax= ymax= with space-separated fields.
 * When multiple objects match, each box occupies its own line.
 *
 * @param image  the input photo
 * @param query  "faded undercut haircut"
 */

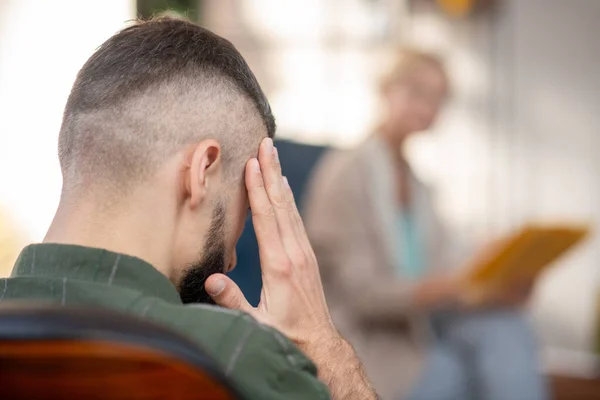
xmin=58 ymin=17 xmax=275 ymax=194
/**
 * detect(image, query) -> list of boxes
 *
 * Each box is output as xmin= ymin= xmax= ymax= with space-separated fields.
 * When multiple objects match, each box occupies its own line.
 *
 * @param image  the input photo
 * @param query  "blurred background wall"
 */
xmin=0 ymin=0 xmax=134 ymax=272
xmin=0 ymin=0 xmax=598 ymax=376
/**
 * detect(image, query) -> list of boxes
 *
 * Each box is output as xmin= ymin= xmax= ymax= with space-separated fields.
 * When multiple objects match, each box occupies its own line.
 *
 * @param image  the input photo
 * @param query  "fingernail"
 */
xmin=251 ymin=158 xmax=260 ymax=173
xmin=283 ymin=176 xmax=290 ymax=188
xmin=273 ymin=147 xmax=279 ymax=163
xmin=207 ymin=279 xmax=226 ymax=296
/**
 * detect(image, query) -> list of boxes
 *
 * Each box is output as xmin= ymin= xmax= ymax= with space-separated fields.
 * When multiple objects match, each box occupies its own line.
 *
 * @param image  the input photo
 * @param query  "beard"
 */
xmin=178 ymin=203 xmax=227 ymax=305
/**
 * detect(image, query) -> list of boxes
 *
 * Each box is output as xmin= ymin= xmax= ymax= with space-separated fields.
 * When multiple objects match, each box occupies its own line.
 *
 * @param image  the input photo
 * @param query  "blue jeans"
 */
xmin=405 ymin=310 xmax=549 ymax=400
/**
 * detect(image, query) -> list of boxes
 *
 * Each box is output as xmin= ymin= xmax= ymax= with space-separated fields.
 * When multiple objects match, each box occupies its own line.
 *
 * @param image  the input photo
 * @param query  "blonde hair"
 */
xmin=380 ymin=48 xmax=448 ymax=91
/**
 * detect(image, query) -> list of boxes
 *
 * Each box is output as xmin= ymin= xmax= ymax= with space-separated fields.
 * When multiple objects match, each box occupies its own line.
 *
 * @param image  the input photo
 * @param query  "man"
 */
xmin=1 ymin=17 xmax=377 ymax=400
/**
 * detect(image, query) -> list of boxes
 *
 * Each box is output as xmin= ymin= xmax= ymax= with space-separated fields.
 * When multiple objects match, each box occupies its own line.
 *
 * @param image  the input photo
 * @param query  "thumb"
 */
xmin=205 ymin=273 xmax=254 ymax=313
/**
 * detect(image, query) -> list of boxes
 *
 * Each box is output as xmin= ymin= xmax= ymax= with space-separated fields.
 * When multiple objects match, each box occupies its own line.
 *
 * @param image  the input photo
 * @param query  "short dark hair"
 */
xmin=59 ymin=17 xmax=275 ymax=192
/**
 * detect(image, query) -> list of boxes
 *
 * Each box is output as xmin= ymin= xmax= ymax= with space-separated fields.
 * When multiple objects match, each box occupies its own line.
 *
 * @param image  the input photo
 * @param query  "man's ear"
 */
xmin=184 ymin=139 xmax=222 ymax=209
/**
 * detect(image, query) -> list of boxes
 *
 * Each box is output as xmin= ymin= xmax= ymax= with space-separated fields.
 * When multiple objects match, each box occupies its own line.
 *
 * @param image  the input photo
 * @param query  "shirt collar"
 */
xmin=12 ymin=243 xmax=182 ymax=304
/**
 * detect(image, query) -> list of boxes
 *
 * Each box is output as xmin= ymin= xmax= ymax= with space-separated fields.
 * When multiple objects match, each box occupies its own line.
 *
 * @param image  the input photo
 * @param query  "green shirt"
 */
xmin=1 ymin=243 xmax=330 ymax=400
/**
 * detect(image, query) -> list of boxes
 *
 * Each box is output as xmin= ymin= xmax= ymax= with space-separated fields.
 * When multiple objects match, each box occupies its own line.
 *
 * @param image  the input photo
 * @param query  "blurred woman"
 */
xmin=304 ymin=49 xmax=547 ymax=400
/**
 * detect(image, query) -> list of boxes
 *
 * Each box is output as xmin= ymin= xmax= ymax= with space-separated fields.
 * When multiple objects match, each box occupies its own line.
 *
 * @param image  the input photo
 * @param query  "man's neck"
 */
xmin=44 ymin=195 xmax=175 ymax=280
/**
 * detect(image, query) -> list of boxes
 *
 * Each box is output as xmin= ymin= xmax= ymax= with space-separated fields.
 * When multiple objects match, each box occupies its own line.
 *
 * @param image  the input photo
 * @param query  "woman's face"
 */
xmin=384 ymin=64 xmax=448 ymax=138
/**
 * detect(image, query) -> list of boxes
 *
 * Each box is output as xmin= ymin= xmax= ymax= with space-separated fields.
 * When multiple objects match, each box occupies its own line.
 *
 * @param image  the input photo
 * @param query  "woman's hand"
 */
xmin=413 ymin=274 xmax=464 ymax=309
xmin=461 ymin=276 xmax=536 ymax=309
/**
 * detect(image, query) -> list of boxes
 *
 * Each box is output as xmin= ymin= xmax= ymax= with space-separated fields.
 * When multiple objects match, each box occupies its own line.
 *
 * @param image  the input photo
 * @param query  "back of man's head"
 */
xmin=58 ymin=17 xmax=275 ymax=194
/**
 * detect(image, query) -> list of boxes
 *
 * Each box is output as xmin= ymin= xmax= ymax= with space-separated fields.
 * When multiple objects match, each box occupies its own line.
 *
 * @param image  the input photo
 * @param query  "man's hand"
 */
xmin=205 ymin=138 xmax=378 ymax=400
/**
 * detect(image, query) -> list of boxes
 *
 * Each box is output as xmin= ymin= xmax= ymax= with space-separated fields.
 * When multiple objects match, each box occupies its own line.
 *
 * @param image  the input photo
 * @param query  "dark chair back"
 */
xmin=0 ymin=302 xmax=241 ymax=400
xmin=229 ymin=139 xmax=329 ymax=306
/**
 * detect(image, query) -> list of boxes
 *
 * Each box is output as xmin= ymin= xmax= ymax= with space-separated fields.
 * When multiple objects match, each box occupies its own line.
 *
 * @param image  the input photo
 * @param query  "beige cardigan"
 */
xmin=304 ymin=136 xmax=455 ymax=399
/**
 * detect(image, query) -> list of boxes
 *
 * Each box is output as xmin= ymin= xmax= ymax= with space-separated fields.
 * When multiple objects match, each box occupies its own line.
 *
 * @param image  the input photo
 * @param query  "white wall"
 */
xmin=0 ymin=0 xmax=135 ymax=268
xmin=405 ymin=0 xmax=599 ymax=370
xmin=496 ymin=0 xmax=600 ymax=365
xmin=203 ymin=0 xmax=410 ymax=147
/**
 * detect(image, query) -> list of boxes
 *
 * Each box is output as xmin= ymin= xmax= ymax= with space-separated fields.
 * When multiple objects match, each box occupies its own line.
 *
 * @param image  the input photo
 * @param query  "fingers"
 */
xmin=247 ymin=138 xmax=320 ymax=287
xmin=258 ymin=139 xmax=301 ymax=256
xmin=245 ymin=156 xmax=285 ymax=259
xmin=206 ymin=274 xmax=254 ymax=314
xmin=246 ymin=153 xmax=294 ymax=282
xmin=281 ymin=176 xmax=317 ymax=261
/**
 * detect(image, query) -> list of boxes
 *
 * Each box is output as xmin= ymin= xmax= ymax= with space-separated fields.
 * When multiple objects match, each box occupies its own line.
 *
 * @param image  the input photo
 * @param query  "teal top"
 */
xmin=395 ymin=211 xmax=426 ymax=279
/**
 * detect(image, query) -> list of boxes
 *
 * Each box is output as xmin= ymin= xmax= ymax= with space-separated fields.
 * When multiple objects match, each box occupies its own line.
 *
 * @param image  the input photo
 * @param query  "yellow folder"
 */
xmin=467 ymin=224 xmax=590 ymax=291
